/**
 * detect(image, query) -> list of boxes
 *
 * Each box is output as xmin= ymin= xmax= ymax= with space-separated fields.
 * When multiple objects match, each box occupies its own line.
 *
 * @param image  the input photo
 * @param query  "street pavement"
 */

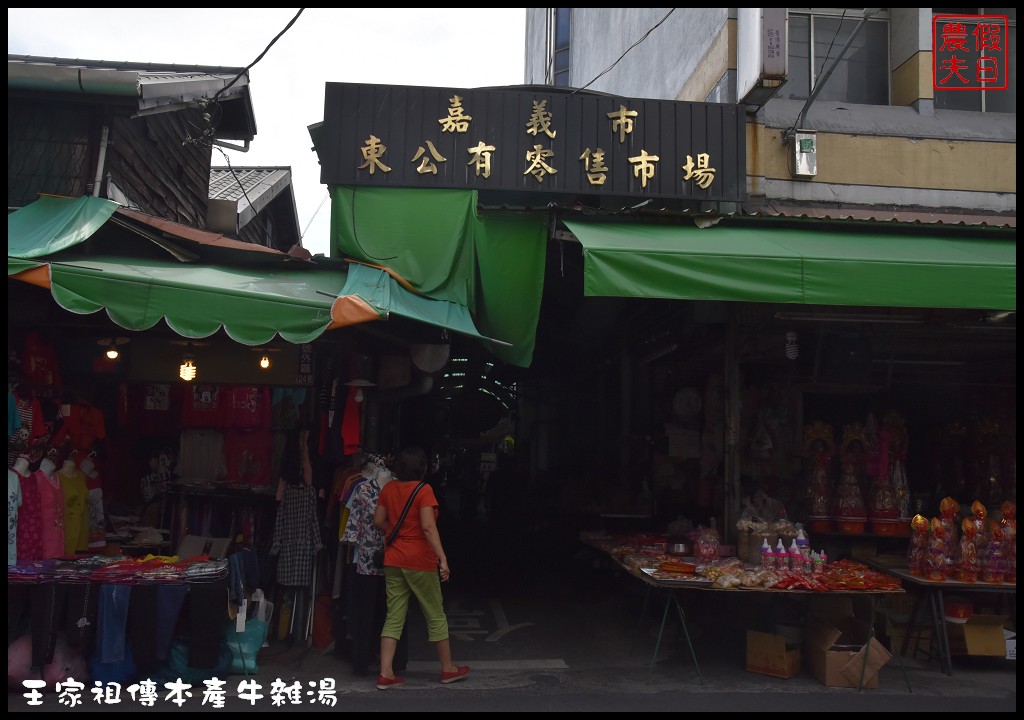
xmin=8 ymin=521 xmax=1016 ymax=712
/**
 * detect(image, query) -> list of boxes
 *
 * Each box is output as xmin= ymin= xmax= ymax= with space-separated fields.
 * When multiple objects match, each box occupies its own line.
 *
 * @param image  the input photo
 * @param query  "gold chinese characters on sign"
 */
xmin=355 ymin=95 xmax=719 ymax=191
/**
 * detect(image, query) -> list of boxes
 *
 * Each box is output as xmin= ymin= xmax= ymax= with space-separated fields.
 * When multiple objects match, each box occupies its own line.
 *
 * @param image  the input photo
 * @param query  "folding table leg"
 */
xmin=631 ymin=584 xmax=653 ymax=657
xmin=671 ymin=594 xmax=702 ymax=683
xmin=647 ymin=591 xmax=673 ymax=681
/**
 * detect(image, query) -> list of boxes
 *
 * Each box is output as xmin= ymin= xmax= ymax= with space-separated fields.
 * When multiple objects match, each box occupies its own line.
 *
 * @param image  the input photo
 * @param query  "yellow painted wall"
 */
xmin=746 ymin=123 xmax=1015 ymax=193
xmin=892 ymin=51 xmax=934 ymax=107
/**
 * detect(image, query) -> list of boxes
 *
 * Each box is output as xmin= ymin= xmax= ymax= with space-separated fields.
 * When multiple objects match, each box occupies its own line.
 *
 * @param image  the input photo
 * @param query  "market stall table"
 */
xmin=582 ymin=534 xmax=910 ymax=691
xmin=864 ymin=556 xmax=1016 ymax=676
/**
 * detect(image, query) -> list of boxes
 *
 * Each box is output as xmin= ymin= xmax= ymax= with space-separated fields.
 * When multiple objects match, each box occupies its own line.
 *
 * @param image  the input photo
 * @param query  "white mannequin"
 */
xmin=376 ymin=468 xmax=393 ymax=488
xmin=80 ymin=457 xmax=98 ymax=479
xmin=39 ymin=457 xmax=57 ymax=480
xmin=61 ymin=459 xmax=78 ymax=476
xmin=13 ymin=456 xmax=30 ymax=477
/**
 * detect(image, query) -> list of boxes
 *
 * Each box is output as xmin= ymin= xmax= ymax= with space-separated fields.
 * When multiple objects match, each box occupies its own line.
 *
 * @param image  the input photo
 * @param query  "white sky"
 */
xmin=7 ymin=8 xmax=527 ymax=256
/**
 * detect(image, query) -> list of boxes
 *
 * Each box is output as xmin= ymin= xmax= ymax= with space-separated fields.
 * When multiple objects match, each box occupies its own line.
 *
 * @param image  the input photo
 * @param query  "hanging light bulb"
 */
xmin=179 ymin=355 xmax=197 ymax=381
xmin=106 ymin=348 xmax=120 ymax=360
xmin=260 ymin=355 xmax=271 ymax=370
xmin=346 ymin=376 xmax=374 ymax=404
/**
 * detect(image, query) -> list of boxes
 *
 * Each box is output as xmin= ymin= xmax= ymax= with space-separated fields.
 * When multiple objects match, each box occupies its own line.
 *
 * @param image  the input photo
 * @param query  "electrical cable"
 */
xmin=571 ymin=9 xmax=676 ymax=95
xmin=301 ymin=190 xmax=330 ymax=241
xmin=215 ymin=147 xmax=273 ymax=245
xmin=212 ymin=8 xmax=305 ymax=105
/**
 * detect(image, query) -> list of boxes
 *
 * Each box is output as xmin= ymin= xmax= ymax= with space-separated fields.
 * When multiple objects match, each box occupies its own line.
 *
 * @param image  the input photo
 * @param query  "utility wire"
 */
xmin=814 ymin=9 xmax=849 ymax=89
xmin=301 ymin=190 xmax=330 ymax=240
xmin=212 ymin=8 xmax=305 ymax=104
xmin=571 ymin=9 xmax=676 ymax=95
xmin=215 ymin=147 xmax=273 ymax=245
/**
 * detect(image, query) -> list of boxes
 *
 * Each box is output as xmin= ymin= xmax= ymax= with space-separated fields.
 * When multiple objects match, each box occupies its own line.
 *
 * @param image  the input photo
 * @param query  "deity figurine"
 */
xmin=939 ymin=496 xmax=961 ymax=571
xmin=925 ymin=517 xmax=948 ymax=582
xmin=802 ymin=421 xmax=836 ymax=533
xmin=1000 ymin=500 xmax=1016 ymax=584
xmin=834 ymin=423 xmax=868 ymax=533
xmin=867 ymin=413 xmax=899 ymax=528
xmin=907 ymin=514 xmax=930 ymax=576
xmin=957 ymin=516 xmax=979 ymax=583
xmin=884 ymin=411 xmax=911 ymax=520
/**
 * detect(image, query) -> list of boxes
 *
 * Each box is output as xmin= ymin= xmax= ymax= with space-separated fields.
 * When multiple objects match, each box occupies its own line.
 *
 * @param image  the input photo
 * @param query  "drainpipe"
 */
xmin=92 ymin=125 xmax=110 ymax=197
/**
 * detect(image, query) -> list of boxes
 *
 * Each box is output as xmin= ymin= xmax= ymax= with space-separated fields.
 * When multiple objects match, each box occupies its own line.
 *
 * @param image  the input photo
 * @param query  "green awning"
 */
xmin=8 ymin=256 xmax=501 ymax=347
xmin=331 ymin=186 xmax=548 ymax=367
xmin=334 ymin=263 xmax=506 ymax=346
xmin=8 ymin=195 xmax=119 ymax=258
xmin=8 ymin=196 xmax=502 ymax=347
xmin=566 ymin=221 xmax=1016 ymax=311
xmin=9 ymin=254 xmax=346 ymax=345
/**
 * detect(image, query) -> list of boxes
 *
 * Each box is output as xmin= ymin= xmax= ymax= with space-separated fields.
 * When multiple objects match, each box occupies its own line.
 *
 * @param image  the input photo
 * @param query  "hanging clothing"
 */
xmin=59 ymin=464 xmax=89 ymax=555
xmin=7 ymin=391 xmax=21 ymax=440
xmin=270 ymin=483 xmax=322 ymax=587
xmin=8 ymin=469 xmax=22 ymax=566
xmin=34 ymin=466 xmax=65 ymax=560
xmin=340 ymin=477 xmax=385 ymax=576
xmin=15 ymin=467 xmax=42 ymax=562
xmin=340 ymin=386 xmax=362 ymax=455
xmin=52 ymin=402 xmax=106 ymax=455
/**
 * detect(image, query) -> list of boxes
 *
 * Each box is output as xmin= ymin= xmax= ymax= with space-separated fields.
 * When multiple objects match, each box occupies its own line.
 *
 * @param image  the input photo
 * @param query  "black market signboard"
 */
xmin=320 ymin=83 xmax=746 ymax=204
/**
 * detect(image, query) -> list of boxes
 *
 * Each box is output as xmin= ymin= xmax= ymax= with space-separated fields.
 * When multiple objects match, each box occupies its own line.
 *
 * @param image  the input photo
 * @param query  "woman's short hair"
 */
xmin=391 ymin=446 xmax=428 ymax=481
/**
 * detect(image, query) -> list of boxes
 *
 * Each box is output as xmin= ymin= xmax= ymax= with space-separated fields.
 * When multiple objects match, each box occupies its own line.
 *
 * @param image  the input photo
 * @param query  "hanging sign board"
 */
xmin=320 ymin=82 xmax=746 ymax=204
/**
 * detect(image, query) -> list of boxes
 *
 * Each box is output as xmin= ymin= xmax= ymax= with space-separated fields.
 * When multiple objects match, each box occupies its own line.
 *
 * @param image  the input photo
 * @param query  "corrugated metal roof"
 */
xmin=8 ymin=54 xmax=255 ymax=138
xmin=745 ymin=201 xmax=1016 ymax=229
xmin=209 ymin=167 xmax=290 ymax=206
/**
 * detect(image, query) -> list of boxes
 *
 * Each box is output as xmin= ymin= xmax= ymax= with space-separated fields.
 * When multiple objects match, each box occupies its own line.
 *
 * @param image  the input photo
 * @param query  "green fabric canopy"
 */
xmin=8 ymin=196 xmax=504 ymax=347
xmin=9 ymin=254 xmax=345 ymax=345
xmin=566 ymin=220 xmax=1016 ymax=311
xmin=330 ymin=186 xmax=548 ymax=367
xmin=8 ymin=195 xmax=119 ymax=258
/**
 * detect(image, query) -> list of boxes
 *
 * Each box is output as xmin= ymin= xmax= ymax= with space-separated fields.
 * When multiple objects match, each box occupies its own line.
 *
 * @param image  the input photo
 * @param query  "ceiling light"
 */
xmin=179 ymin=355 xmax=197 ymax=381
xmin=785 ymin=331 xmax=799 ymax=360
xmin=345 ymin=377 xmax=375 ymax=404
xmin=97 ymin=336 xmax=129 ymax=358
xmin=260 ymin=355 xmax=271 ymax=370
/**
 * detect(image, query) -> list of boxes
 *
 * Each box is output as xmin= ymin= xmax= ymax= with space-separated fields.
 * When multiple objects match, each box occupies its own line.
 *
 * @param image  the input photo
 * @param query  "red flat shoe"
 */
xmin=376 ymin=675 xmax=405 ymax=690
xmin=440 ymin=665 xmax=470 ymax=684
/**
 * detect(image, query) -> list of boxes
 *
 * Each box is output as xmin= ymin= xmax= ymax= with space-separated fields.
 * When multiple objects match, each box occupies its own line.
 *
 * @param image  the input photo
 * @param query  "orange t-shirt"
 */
xmin=379 ymin=480 xmax=438 ymax=573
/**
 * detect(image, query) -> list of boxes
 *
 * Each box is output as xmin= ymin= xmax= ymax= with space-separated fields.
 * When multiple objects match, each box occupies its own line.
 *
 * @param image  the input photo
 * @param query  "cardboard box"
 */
xmin=746 ymin=630 xmax=801 ymax=678
xmin=805 ymin=615 xmax=892 ymax=688
xmin=946 ymin=614 xmax=1010 ymax=657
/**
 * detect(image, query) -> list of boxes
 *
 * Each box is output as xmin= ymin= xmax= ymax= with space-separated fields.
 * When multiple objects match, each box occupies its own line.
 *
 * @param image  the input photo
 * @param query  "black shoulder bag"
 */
xmin=372 ymin=481 xmax=426 ymax=570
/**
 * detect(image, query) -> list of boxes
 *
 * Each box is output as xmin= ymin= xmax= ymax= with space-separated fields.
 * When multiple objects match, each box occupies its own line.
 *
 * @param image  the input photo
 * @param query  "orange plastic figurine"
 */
xmin=939 ymin=496 xmax=960 ymax=569
xmin=981 ymin=522 xmax=1005 ymax=584
xmin=999 ymin=500 xmax=1016 ymax=584
xmin=907 ymin=514 xmax=929 ymax=576
xmin=925 ymin=516 xmax=947 ymax=582
xmin=957 ymin=516 xmax=979 ymax=583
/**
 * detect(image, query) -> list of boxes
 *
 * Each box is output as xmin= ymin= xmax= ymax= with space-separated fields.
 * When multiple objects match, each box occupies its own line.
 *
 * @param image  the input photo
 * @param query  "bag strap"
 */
xmin=384 ymin=481 xmax=427 ymax=547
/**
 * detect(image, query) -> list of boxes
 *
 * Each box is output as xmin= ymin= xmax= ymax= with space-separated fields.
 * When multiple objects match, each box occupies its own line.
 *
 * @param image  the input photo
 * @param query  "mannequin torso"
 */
xmin=13 ymin=457 xmax=31 ymax=477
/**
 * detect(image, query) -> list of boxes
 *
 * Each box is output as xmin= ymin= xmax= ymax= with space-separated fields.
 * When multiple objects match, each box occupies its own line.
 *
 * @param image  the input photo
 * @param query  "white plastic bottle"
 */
xmin=796 ymin=528 xmax=811 ymax=560
xmin=789 ymin=539 xmax=802 ymax=572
